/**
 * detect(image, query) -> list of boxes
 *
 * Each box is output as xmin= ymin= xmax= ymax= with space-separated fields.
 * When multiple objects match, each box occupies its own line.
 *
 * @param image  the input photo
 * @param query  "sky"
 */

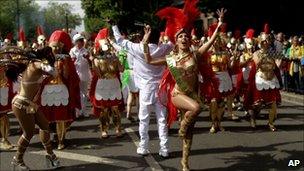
xmin=35 ymin=0 xmax=85 ymax=32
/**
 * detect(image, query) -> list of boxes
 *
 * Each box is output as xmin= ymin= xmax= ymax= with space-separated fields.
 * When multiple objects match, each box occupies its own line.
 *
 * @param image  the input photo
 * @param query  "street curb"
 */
xmin=281 ymin=91 xmax=304 ymax=105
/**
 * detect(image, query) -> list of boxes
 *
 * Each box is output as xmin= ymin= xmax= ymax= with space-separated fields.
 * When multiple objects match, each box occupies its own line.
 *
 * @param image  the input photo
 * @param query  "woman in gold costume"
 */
xmin=143 ymin=1 xmax=225 ymax=169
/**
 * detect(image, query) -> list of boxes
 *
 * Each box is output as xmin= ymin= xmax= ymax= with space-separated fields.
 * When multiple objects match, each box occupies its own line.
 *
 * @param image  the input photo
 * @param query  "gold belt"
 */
xmin=12 ymin=95 xmax=39 ymax=114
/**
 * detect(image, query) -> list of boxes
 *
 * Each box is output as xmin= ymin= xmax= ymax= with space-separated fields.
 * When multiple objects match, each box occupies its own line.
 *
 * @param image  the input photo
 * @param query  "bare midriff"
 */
xmin=19 ymin=64 xmax=43 ymax=101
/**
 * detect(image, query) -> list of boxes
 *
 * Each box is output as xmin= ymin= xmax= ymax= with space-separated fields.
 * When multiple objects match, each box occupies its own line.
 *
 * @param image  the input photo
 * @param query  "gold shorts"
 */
xmin=12 ymin=95 xmax=39 ymax=114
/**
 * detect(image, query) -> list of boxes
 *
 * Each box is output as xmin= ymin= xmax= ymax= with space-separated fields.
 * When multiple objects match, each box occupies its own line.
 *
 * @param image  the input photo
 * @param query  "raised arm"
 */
xmin=142 ymin=25 xmax=167 ymax=66
xmin=198 ymin=8 xmax=226 ymax=55
xmin=111 ymin=25 xmax=142 ymax=56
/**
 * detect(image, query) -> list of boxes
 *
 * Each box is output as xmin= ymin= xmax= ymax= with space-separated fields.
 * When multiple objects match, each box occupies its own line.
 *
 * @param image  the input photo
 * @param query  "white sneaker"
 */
xmin=159 ymin=150 xmax=169 ymax=158
xmin=137 ymin=147 xmax=149 ymax=156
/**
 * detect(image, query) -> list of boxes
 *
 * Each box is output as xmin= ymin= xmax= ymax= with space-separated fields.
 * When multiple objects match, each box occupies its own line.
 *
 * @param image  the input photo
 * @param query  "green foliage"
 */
xmin=43 ymin=2 xmax=81 ymax=36
xmin=0 ymin=0 xmax=40 ymax=41
xmin=81 ymin=0 xmax=173 ymax=33
xmin=0 ymin=0 xmax=81 ymax=42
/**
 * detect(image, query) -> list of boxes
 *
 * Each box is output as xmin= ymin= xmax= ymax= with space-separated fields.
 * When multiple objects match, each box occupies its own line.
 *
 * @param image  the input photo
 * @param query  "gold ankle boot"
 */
xmin=181 ymin=138 xmax=192 ymax=171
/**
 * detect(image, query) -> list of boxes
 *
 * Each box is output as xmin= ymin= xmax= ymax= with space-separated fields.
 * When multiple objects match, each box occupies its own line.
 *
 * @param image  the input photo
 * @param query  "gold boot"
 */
xmin=181 ymin=138 xmax=192 ymax=171
xmin=209 ymin=100 xmax=217 ymax=134
xmin=12 ymin=135 xmax=30 ymax=171
xmin=217 ymin=103 xmax=225 ymax=132
xmin=227 ymin=96 xmax=239 ymax=120
xmin=0 ymin=115 xmax=14 ymax=150
xmin=99 ymin=108 xmax=110 ymax=139
xmin=179 ymin=114 xmax=196 ymax=138
xmin=56 ymin=122 xmax=66 ymax=150
xmin=112 ymin=107 xmax=123 ymax=138
xmin=268 ymin=102 xmax=277 ymax=132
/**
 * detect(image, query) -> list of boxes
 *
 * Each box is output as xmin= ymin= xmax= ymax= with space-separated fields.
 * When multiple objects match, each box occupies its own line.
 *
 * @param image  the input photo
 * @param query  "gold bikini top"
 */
xmin=173 ymin=52 xmax=198 ymax=77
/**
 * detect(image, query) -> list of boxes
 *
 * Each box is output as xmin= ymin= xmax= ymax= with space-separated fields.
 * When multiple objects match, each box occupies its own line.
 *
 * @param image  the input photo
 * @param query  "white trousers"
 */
xmin=79 ymin=80 xmax=89 ymax=114
xmin=138 ymin=89 xmax=169 ymax=153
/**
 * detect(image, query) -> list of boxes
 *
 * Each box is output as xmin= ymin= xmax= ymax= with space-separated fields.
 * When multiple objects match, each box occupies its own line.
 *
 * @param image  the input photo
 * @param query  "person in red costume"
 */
xmin=39 ymin=30 xmax=81 ymax=150
xmin=0 ymin=64 xmax=15 ymax=151
xmin=245 ymin=24 xmax=283 ymax=131
xmin=89 ymin=28 xmax=124 ymax=138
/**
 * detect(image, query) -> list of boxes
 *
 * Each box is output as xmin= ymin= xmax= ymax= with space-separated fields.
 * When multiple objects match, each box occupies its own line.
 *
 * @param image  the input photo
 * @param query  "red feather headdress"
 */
xmin=19 ymin=27 xmax=26 ymax=42
xmin=94 ymin=28 xmax=109 ymax=51
xmin=156 ymin=0 xmax=200 ymax=43
xmin=49 ymin=30 xmax=72 ymax=53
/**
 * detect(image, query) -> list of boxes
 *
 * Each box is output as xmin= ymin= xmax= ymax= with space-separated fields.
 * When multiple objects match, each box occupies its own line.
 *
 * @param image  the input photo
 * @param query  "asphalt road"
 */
xmin=0 ymin=98 xmax=303 ymax=171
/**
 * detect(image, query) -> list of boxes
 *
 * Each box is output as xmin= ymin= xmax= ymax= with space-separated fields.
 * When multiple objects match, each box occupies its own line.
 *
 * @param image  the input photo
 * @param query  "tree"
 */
xmin=0 ymin=0 xmax=40 ymax=42
xmin=42 ymin=2 xmax=82 ymax=36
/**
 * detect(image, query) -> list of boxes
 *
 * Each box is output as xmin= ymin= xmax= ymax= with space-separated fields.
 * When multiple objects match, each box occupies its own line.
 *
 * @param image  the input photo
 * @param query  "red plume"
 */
xmin=37 ymin=25 xmax=44 ymax=36
xmin=156 ymin=7 xmax=186 ymax=43
xmin=6 ymin=33 xmax=13 ymax=41
xmin=264 ymin=23 xmax=270 ymax=34
xmin=19 ymin=27 xmax=26 ymax=42
xmin=49 ymin=30 xmax=72 ymax=53
xmin=234 ymin=29 xmax=241 ymax=39
xmin=95 ymin=28 xmax=109 ymax=40
xmin=94 ymin=28 xmax=109 ymax=50
xmin=246 ymin=29 xmax=255 ymax=39
xmin=183 ymin=0 xmax=200 ymax=31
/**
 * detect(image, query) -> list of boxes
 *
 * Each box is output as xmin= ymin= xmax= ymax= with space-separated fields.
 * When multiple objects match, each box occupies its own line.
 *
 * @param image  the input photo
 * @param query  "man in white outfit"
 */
xmin=112 ymin=24 xmax=173 ymax=157
xmin=70 ymin=34 xmax=91 ymax=118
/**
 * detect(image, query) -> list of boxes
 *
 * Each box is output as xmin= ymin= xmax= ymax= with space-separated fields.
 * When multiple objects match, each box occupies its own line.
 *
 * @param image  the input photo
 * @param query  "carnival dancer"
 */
xmin=70 ymin=33 xmax=91 ymax=118
xmin=89 ymin=28 xmax=124 ymax=138
xmin=206 ymin=20 xmax=240 ymax=133
xmin=36 ymin=25 xmax=47 ymax=48
xmin=0 ymin=46 xmax=60 ymax=170
xmin=246 ymin=24 xmax=283 ymax=131
xmin=237 ymin=29 xmax=257 ymax=123
xmin=17 ymin=28 xmax=27 ymax=50
xmin=39 ymin=30 xmax=81 ymax=150
xmin=111 ymin=18 xmax=174 ymax=156
xmin=2 ymin=33 xmax=13 ymax=47
xmin=144 ymin=3 xmax=225 ymax=170
xmin=0 ymin=64 xmax=15 ymax=151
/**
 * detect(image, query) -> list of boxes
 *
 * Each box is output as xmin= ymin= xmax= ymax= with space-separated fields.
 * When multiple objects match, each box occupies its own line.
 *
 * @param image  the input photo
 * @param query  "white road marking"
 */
xmin=124 ymin=127 xmax=164 ymax=171
xmin=30 ymin=150 xmax=138 ymax=168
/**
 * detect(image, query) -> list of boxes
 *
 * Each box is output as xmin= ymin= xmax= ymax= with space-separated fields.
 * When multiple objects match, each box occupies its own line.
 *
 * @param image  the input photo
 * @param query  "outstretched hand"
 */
xmin=144 ymin=24 xmax=151 ymax=36
xmin=142 ymin=24 xmax=151 ymax=43
xmin=216 ymin=8 xmax=227 ymax=27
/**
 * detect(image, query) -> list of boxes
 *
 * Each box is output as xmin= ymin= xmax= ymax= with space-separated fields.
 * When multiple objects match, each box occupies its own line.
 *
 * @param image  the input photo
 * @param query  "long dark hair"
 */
xmin=1 ymin=46 xmax=55 ymax=82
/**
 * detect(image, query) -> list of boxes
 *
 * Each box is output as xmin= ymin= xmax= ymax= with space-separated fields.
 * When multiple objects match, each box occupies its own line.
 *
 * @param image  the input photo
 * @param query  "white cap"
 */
xmin=73 ymin=33 xmax=84 ymax=43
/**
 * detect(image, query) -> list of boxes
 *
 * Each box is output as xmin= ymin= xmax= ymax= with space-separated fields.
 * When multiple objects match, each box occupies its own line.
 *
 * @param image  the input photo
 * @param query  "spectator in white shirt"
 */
xmin=70 ymin=34 xmax=91 ymax=118
xmin=112 ymin=24 xmax=173 ymax=158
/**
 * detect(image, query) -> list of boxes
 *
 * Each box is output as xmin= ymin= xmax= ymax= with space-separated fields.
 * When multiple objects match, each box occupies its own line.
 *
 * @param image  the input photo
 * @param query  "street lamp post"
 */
xmin=65 ymin=13 xmax=69 ymax=33
xmin=16 ymin=0 xmax=20 ymax=32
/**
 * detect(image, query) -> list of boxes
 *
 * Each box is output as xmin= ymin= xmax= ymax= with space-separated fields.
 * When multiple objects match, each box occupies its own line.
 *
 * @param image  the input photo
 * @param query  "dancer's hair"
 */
xmin=0 ymin=46 xmax=55 ymax=82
